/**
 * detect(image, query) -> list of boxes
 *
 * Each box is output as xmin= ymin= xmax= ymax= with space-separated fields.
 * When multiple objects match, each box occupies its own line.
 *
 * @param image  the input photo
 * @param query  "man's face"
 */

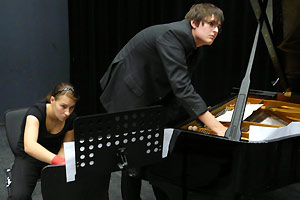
xmin=191 ymin=14 xmax=221 ymax=47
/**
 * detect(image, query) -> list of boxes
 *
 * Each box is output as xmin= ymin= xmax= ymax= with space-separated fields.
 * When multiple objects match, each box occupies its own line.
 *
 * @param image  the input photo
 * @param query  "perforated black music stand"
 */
xmin=74 ymin=105 xmax=166 ymax=178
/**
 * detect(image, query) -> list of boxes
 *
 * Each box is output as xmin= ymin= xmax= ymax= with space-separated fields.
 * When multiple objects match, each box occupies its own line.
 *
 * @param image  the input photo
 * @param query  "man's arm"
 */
xmin=198 ymin=111 xmax=227 ymax=136
xmin=156 ymin=30 xmax=226 ymax=135
xmin=156 ymin=31 xmax=208 ymax=118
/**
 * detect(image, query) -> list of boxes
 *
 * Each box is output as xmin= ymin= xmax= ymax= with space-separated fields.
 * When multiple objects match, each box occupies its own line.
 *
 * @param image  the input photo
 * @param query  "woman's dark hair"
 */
xmin=43 ymin=82 xmax=79 ymax=102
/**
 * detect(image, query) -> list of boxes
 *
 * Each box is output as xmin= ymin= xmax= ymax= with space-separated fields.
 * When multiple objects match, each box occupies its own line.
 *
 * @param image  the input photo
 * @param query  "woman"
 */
xmin=8 ymin=82 xmax=79 ymax=200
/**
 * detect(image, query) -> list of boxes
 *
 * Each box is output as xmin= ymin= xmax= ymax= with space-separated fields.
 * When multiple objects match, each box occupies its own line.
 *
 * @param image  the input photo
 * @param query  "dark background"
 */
xmin=1 ymin=0 xmax=288 ymax=122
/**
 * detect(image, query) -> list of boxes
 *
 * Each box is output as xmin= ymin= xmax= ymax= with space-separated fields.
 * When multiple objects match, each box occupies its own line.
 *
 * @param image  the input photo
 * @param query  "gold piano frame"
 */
xmin=182 ymin=96 xmax=300 ymax=141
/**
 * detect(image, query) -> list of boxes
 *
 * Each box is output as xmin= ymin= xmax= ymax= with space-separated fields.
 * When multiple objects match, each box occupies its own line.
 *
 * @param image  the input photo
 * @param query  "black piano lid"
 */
xmin=251 ymin=0 xmax=300 ymax=92
xmin=250 ymin=0 xmax=289 ymax=90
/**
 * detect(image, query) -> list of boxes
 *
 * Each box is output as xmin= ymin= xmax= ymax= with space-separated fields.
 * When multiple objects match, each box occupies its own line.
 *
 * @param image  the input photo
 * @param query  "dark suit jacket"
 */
xmin=100 ymin=19 xmax=208 ymax=118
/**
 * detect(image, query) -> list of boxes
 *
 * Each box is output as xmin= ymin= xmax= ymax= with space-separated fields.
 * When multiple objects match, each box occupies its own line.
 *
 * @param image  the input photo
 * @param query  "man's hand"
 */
xmin=214 ymin=126 xmax=227 ymax=137
xmin=198 ymin=111 xmax=227 ymax=137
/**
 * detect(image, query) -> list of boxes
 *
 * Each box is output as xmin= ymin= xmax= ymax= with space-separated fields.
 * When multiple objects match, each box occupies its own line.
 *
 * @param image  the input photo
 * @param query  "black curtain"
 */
xmin=68 ymin=0 xmax=278 ymax=117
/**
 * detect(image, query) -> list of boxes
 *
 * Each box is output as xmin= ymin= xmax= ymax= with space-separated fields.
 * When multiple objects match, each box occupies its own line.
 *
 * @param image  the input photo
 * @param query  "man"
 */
xmin=100 ymin=3 xmax=226 ymax=200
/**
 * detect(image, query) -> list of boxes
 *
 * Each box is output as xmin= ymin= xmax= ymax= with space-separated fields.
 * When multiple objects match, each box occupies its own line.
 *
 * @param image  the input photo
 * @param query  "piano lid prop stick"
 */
xmin=225 ymin=21 xmax=262 ymax=141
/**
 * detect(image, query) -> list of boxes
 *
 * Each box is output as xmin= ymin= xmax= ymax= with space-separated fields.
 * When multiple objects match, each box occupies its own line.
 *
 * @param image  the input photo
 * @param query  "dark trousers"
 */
xmin=8 ymin=156 xmax=47 ymax=200
xmin=121 ymin=170 xmax=142 ymax=200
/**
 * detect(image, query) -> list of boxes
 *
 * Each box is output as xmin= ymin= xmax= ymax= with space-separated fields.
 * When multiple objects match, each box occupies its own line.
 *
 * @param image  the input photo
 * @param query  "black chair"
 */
xmin=4 ymin=107 xmax=28 ymax=194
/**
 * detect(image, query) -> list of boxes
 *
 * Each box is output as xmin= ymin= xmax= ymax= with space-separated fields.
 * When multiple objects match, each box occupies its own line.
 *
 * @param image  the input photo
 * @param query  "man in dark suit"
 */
xmin=100 ymin=3 xmax=226 ymax=200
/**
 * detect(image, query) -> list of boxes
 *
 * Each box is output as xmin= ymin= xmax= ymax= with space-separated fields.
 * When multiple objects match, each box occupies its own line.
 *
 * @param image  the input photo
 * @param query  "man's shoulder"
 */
xmin=144 ymin=19 xmax=188 ymax=33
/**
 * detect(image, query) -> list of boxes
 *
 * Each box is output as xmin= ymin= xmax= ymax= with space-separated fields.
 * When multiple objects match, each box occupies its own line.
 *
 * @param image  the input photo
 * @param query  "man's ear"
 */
xmin=190 ymin=20 xmax=198 ymax=29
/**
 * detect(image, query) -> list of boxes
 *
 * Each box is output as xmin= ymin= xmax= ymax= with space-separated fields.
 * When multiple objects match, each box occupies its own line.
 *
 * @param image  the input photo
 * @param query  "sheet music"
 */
xmin=162 ymin=128 xmax=174 ymax=158
xmin=216 ymin=104 xmax=263 ymax=122
xmin=64 ymin=141 xmax=76 ymax=182
xmin=249 ymin=122 xmax=300 ymax=142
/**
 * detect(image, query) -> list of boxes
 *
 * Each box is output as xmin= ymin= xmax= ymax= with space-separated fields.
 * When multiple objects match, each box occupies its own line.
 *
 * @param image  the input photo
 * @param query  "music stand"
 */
xmin=41 ymin=105 xmax=166 ymax=200
xmin=74 ymin=105 xmax=166 ymax=178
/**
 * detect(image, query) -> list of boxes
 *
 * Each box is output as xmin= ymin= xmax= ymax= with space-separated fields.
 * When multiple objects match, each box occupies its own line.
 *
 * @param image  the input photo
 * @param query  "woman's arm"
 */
xmin=57 ymin=129 xmax=74 ymax=158
xmin=198 ymin=111 xmax=227 ymax=137
xmin=23 ymin=115 xmax=57 ymax=164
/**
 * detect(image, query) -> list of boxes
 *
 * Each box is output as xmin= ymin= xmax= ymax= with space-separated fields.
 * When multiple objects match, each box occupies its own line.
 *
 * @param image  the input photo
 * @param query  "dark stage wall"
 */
xmin=0 ymin=0 xmax=283 ymax=122
xmin=0 ymin=0 xmax=70 ymax=123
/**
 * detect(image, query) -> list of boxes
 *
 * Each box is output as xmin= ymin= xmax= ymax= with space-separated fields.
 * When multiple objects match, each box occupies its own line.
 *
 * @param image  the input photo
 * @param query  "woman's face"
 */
xmin=50 ymin=94 xmax=76 ymax=121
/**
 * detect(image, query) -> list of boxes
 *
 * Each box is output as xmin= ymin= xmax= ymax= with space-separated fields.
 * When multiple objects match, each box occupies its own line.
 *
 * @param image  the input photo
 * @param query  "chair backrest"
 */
xmin=4 ymin=108 xmax=28 ymax=156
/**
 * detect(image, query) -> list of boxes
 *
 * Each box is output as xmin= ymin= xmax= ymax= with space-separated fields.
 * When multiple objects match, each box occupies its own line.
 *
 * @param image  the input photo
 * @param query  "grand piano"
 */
xmin=144 ymin=0 xmax=300 ymax=199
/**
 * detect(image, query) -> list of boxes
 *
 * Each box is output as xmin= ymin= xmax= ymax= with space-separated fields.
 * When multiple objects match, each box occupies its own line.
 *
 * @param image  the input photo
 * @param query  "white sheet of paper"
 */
xmin=216 ymin=104 xmax=263 ymax=122
xmin=162 ymin=128 xmax=174 ymax=158
xmin=249 ymin=122 xmax=300 ymax=142
xmin=260 ymin=117 xmax=287 ymax=126
xmin=64 ymin=141 xmax=76 ymax=182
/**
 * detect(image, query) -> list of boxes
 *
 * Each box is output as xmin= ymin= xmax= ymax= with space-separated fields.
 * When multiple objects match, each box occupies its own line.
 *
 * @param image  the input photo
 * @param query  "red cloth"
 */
xmin=51 ymin=155 xmax=65 ymax=165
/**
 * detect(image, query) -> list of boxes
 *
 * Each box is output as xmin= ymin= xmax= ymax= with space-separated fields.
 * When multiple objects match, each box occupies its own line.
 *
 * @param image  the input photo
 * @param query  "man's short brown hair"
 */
xmin=185 ymin=3 xmax=224 ymax=26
